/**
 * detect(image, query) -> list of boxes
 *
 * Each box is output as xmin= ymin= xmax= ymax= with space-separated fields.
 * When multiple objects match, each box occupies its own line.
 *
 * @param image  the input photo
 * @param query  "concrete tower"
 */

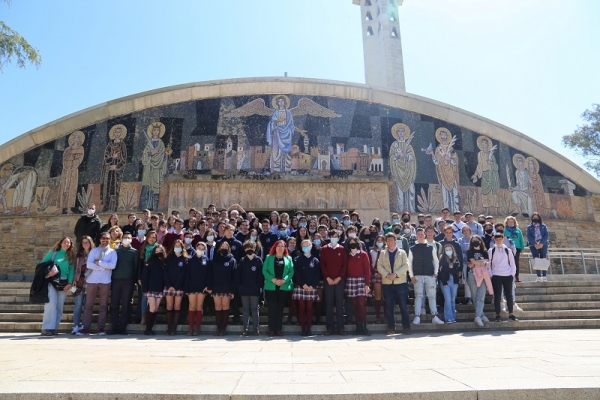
xmin=353 ymin=0 xmax=406 ymax=92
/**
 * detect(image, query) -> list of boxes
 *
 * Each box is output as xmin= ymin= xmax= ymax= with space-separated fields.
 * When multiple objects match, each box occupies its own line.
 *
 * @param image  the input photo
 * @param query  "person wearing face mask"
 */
xmin=438 ymin=244 xmax=462 ymax=323
xmin=204 ymin=229 xmax=218 ymax=261
xmin=247 ymin=229 xmax=264 ymax=260
xmin=285 ymin=237 xmax=300 ymax=325
xmin=216 ymin=224 xmax=244 ymax=325
xmin=237 ymin=241 xmax=264 ymax=336
xmin=369 ymin=235 xmax=386 ymax=324
xmin=350 ymin=212 xmax=363 ymax=231
xmin=132 ymin=222 xmax=147 ymax=251
xmin=402 ymin=223 xmax=416 ymax=246
xmin=163 ymin=218 xmax=185 ymax=254
xmin=416 ymin=214 xmax=427 ymax=230
xmin=343 ymin=225 xmax=366 ymax=252
xmin=400 ymin=211 xmax=412 ymax=227
xmin=163 ymin=240 xmax=188 ymax=335
xmin=467 ymin=236 xmax=492 ymax=327
xmin=208 ymin=241 xmax=237 ymax=336
xmin=526 ymin=213 xmax=549 ymax=282
xmin=292 ymin=239 xmax=321 ymax=336
xmin=74 ymin=203 xmax=102 ymax=246
xmin=392 ymin=223 xmax=410 ymax=255
xmin=440 ymin=226 xmax=464 ymax=275
xmin=185 ymin=242 xmax=211 ymax=336
xmin=482 ymin=222 xmax=495 ymax=249
xmin=504 ymin=216 xmax=524 ymax=282
xmin=320 ymin=230 xmax=348 ymax=336
xmin=408 ymin=229 xmax=444 ymax=326
xmin=310 ymin=232 xmax=325 ymax=325
xmin=183 ymin=232 xmax=197 ymax=258
xmin=344 ymin=237 xmax=372 ymax=336
xmin=110 ymin=232 xmax=139 ymax=335
xmin=358 ymin=226 xmax=374 ymax=253
xmin=390 ymin=213 xmax=401 ymax=227
xmin=141 ymin=245 xmax=167 ymax=335
xmin=490 ymin=223 xmax=521 ymax=313
xmin=307 ymin=220 xmax=318 ymax=238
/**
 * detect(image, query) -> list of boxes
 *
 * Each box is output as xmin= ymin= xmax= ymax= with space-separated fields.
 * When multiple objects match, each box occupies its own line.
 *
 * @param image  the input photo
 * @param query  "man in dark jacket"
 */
xmin=74 ymin=203 xmax=102 ymax=245
xmin=110 ymin=232 xmax=138 ymax=334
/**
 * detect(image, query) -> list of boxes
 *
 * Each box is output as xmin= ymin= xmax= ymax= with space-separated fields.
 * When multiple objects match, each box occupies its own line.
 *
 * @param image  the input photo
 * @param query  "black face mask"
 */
xmin=496 ymin=230 xmax=504 ymax=234
xmin=349 ymin=244 xmax=359 ymax=250
xmin=418 ymin=220 xmax=425 ymax=225
xmin=485 ymin=229 xmax=493 ymax=234
xmin=478 ymin=220 xmax=485 ymax=224
xmin=245 ymin=249 xmax=254 ymax=255
xmin=393 ymin=228 xmax=402 ymax=234
xmin=532 ymin=219 xmax=540 ymax=223
xmin=402 ymin=218 xmax=410 ymax=223
xmin=219 ymin=249 xmax=228 ymax=256
xmin=473 ymin=244 xmax=480 ymax=249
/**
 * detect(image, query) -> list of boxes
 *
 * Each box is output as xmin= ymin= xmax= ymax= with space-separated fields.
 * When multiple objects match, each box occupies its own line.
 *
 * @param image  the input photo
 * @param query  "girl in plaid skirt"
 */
xmin=292 ymin=239 xmax=321 ymax=336
xmin=345 ymin=237 xmax=371 ymax=336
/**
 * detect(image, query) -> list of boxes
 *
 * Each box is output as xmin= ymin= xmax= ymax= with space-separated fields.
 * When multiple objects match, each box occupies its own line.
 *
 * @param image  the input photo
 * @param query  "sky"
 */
xmin=1 ymin=0 xmax=599 ymax=175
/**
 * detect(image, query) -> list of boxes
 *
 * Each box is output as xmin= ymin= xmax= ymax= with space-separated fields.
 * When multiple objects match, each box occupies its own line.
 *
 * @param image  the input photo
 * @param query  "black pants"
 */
xmin=111 ymin=278 xmax=133 ymax=331
xmin=265 ymin=289 xmax=287 ymax=332
xmin=324 ymin=280 xmax=345 ymax=331
xmin=514 ymin=249 xmax=521 ymax=277
xmin=492 ymin=275 xmax=513 ymax=315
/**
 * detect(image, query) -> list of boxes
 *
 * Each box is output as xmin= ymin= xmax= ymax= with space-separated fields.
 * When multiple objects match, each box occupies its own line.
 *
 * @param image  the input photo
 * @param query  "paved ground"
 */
xmin=2 ymin=329 xmax=600 ymax=399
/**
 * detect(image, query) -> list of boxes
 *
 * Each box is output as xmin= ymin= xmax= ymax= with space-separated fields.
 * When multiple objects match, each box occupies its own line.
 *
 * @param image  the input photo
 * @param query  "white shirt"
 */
xmin=488 ymin=244 xmax=516 ymax=277
xmin=86 ymin=246 xmax=117 ymax=284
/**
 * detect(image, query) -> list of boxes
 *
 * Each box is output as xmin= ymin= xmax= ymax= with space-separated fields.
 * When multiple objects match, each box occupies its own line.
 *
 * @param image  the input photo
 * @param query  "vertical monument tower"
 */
xmin=353 ymin=0 xmax=406 ymax=92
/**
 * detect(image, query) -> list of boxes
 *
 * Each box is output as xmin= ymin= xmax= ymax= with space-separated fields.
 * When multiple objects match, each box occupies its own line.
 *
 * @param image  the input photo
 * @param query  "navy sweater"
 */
xmin=236 ymin=255 xmax=264 ymax=297
xmin=293 ymin=254 xmax=321 ymax=288
xmin=141 ymin=259 xmax=165 ymax=293
xmin=163 ymin=254 xmax=187 ymax=290
xmin=209 ymin=252 xmax=237 ymax=294
xmin=216 ymin=236 xmax=244 ymax=261
xmin=185 ymin=255 xmax=211 ymax=293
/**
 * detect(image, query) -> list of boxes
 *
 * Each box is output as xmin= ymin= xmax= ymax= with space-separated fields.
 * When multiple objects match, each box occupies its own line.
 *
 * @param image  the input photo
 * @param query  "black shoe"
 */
xmin=494 ymin=315 xmax=502 ymax=322
xmin=242 ymin=329 xmax=249 ymax=337
xmin=401 ymin=328 xmax=412 ymax=335
xmin=337 ymin=329 xmax=346 ymax=336
xmin=362 ymin=324 xmax=371 ymax=337
xmin=324 ymin=330 xmax=332 ymax=336
xmin=306 ymin=329 xmax=313 ymax=336
xmin=301 ymin=329 xmax=307 ymax=336
xmin=508 ymin=314 xmax=519 ymax=322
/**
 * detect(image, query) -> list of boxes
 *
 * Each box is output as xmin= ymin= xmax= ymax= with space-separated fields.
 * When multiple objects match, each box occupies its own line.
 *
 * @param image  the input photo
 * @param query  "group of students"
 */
xmin=37 ymin=203 xmax=551 ymax=337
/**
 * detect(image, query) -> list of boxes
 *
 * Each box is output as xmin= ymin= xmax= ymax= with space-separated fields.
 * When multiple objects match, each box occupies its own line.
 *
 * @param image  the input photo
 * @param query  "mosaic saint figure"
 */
xmin=58 ymin=131 xmax=85 ymax=213
xmin=471 ymin=135 xmax=499 ymax=214
xmin=527 ymin=156 xmax=548 ymax=216
xmin=427 ymin=127 xmax=460 ymax=213
xmin=101 ymin=124 xmax=127 ymax=212
xmin=224 ymin=95 xmax=341 ymax=173
xmin=510 ymin=154 xmax=532 ymax=217
xmin=389 ymin=123 xmax=416 ymax=213
xmin=140 ymin=122 xmax=171 ymax=210
xmin=0 ymin=163 xmax=38 ymax=215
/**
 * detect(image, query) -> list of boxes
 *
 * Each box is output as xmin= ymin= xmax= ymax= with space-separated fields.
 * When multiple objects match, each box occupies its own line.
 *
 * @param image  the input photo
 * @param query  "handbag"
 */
xmin=531 ymin=257 xmax=550 ymax=271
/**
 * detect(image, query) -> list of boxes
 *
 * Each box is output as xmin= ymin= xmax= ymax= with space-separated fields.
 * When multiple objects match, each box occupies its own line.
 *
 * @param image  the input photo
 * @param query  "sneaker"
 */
xmin=446 ymin=320 xmax=454 ymax=324
xmin=535 ymin=277 xmax=541 ymax=282
xmin=474 ymin=316 xmax=484 ymax=327
xmin=402 ymin=328 xmax=412 ymax=335
xmin=513 ymin=303 xmax=523 ymax=312
xmin=432 ymin=316 xmax=444 ymax=325
xmin=241 ymin=329 xmax=249 ymax=337
xmin=412 ymin=316 xmax=421 ymax=325
xmin=467 ymin=298 xmax=473 ymax=305
xmin=481 ymin=315 xmax=489 ymax=323
xmin=254 ymin=329 xmax=260 ymax=336
xmin=97 ymin=329 xmax=106 ymax=336
xmin=337 ymin=329 xmax=346 ymax=336
xmin=40 ymin=329 xmax=53 ymax=336
xmin=542 ymin=277 xmax=548 ymax=282
xmin=508 ymin=314 xmax=519 ymax=322
xmin=71 ymin=327 xmax=79 ymax=335
xmin=494 ymin=315 xmax=502 ymax=322
xmin=386 ymin=329 xmax=396 ymax=335
xmin=76 ymin=329 xmax=88 ymax=336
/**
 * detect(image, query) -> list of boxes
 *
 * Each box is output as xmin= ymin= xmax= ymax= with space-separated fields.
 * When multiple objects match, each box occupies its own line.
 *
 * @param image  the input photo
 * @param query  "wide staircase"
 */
xmin=1 ymin=274 xmax=599 ymax=335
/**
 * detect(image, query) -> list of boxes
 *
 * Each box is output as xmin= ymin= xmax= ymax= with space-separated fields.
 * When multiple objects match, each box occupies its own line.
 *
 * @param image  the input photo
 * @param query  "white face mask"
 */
xmin=87 ymin=209 xmax=95 ymax=216
xmin=122 ymin=238 xmax=131 ymax=246
xmin=348 ymin=232 xmax=356 ymax=238
xmin=184 ymin=238 xmax=193 ymax=245
xmin=207 ymin=235 xmax=214 ymax=242
xmin=196 ymin=250 xmax=204 ymax=257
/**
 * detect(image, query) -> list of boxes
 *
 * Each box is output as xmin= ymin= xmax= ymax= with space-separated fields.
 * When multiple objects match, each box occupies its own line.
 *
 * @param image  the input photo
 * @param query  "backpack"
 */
xmin=490 ymin=246 xmax=513 ymax=270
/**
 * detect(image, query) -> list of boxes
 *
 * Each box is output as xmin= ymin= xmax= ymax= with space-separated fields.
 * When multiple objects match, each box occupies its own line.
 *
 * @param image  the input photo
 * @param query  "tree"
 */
xmin=0 ymin=0 xmax=41 ymax=72
xmin=563 ymin=104 xmax=600 ymax=177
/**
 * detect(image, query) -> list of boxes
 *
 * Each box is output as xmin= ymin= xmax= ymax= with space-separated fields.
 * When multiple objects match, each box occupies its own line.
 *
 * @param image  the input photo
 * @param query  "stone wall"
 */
xmin=1 ymin=212 xmax=599 ymax=278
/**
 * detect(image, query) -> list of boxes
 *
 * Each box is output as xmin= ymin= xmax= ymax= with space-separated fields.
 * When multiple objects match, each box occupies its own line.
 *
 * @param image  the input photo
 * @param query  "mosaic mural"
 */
xmin=0 ymin=94 xmax=592 ymax=219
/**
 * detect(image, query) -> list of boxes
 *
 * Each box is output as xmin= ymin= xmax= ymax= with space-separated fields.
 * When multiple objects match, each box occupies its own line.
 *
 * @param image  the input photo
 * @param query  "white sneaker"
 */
xmin=413 ymin=316 xmax=421 ymax=324
xmin=474 ymin=316 xmax=484 ymax=327
xmin=542 ymin=277 xmax=548 ymax=282
xmin=71 ymin=326 xmax=79 ymax=335
xmin=432 ymin=316 xmax=444 ymax=325
xmin=501 ymin=300 xmax=507 ymax=312
xmin=481 ymin=315 xmax=489 ymax=323
xmin=513 ymin=303 xmax=523 ymax=312
xmin=535 ymin=277 xmax=541 ymax=282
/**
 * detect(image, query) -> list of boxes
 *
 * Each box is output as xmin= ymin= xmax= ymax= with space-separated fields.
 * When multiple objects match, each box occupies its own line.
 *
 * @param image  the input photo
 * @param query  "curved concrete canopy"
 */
xmin=2 ymin=77 xmax=598 ymax=194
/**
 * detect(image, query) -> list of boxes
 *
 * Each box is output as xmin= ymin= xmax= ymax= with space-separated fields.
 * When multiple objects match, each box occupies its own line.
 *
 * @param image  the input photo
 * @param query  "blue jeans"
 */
xmin=531 ymin=245 xmax=548 ymax=277
xmin=439 ymin=275 xmax=458 ymax=322
xmin=42 ymin=283 xmax=67 ymax=330
xmin=73 ymin=292 xmax=85 ymax=328
xmin=382 ymin=283 xmax=410 ymax=330
xmin=467 ymin=272 xmax=487 ymax=318
xmin=413 ymin=275 xmax=438 ymax=315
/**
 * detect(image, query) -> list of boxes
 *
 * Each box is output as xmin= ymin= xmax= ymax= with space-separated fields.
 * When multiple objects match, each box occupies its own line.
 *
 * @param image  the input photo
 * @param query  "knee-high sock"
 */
xmin=188 ymin=311 xmax=195 ymax=331
xmin=195 ymin=311 xmax=203 ymax=329
xmin=173 ymin=310 xmax=180 ymax=331
xmin=166 ymin=309 xmax=173 ymax=330
xmin=221 ymin=309 xmax=229 ymax=330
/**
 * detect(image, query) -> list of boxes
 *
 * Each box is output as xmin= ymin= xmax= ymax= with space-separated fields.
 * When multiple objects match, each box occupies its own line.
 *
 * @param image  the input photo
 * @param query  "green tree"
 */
xmin=0 ymin=0 xmax=41 ymax=72
xmin=563 ymin=104 xmax=600 ymax=177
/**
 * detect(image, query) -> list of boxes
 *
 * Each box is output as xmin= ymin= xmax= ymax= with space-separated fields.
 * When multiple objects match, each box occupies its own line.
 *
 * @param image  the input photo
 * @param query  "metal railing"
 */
xmin=521 ymin=248 xmax=600 ymax=275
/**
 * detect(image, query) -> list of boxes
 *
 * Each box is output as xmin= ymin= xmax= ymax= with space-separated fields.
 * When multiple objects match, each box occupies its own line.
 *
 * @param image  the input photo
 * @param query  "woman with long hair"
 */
xmin=99 ymin=213 xmax=119 ymax=237
xmin=269 ymin=211 xmax=280 ymax=235
xmin=208 ymin=240 xmax=237 ymax=336
xmin=107 ymin=225 xmax=122 ymax=249
xmin=185 ymin=242 xmax=211 ymax=336
xmin=527 ymin=212 xmax=550 ymax=282
xmin=369 ymin=234 xmax=386 ymax=324
xmin=466 ymin=235 xmax=492 ymax=327
xmin=141 ymin=245 xmax=166 ymax=335
xmin=439 ymin=244 xmax=462 ymax=323
xmin=163 ymin=239 xmax=188 ymax=335
xmin=71 ymin=236 xmax=94 ymax=335
xmin=263 ymin=240 xmax=294 ymax=337
xmin=40 ymin=237 xmax=76 ymax=336
xmin=292 ymin=239 xmax=320 ymax=336
xmin=505 ymin=216 xmax=525 ymax=282
xmin=136 ymin=230 xmax=158 ymax=325
xmin=248 ymin=228 xmax=263 ymax=260
xmin=458 ymin=225 xmax=473 ymax=304
xmin=344 ymin=237 xmax=371 ymax=336
xmin=294 ymin=226 xmax=311 ymax=252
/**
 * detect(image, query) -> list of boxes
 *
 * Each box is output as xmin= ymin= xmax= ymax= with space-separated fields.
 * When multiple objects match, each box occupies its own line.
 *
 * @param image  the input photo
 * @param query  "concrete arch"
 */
xmin=1 ymin=77 xmax=598 ymax=194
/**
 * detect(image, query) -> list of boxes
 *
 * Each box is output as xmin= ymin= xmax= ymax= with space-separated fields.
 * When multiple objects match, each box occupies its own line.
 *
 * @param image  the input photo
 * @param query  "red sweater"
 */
xmin=320 ymin=244 xmax=347 ymax=280
xmin=162 ymin=232 xmax=184 ymax=253
xmin=346 ymin=250 xmax=371 ymax=285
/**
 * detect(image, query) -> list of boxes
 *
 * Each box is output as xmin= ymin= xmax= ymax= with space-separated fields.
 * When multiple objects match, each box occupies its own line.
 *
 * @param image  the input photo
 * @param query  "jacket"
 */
xmin=293 ymin=254 xmax=321 ymax=288
xmin=74 ymin=214 xmax=102 ymax=245
xmin=208 ymin=252 xmax=237 ymax=294
xmin=164 ymin=254 xmax=187 ymax=290
xmin=438 ymin=257 xmax=461 ymax=286
xmin=526 ymin=223 xmax=549 ymax=246
xmin=112 ymin=246 xmax=139 ymax=280
xmin=141 ymin=259 xmax=166 ymax=293
xmin=377 ymin=248 xmax=409 ymax=285
xmin=185 ymin=255 xmax=211 ymax=293
xmin=30 ymin=257 xmax=56 ymax=304
xmin=236 ymin=255 xmax=264 ymax=296
xmin=263 ymin=255 xmax=294 ymax=291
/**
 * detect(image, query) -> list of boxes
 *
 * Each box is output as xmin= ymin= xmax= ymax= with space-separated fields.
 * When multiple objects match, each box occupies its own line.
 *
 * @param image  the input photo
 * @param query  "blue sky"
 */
xmin=1 ymin=0 xmax=599 ymax=174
